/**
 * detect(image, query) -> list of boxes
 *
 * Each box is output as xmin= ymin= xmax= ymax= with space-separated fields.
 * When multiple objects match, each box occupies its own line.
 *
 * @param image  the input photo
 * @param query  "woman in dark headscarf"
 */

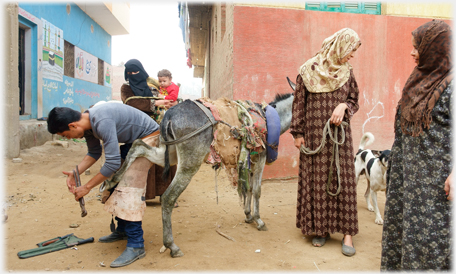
xmin=124 ymin=59 xmax=153 ymax=97
xmin=381 ymin=20 xmax=453 ymax=271
xmin=121 ymin=59 xmax=171 ymax=117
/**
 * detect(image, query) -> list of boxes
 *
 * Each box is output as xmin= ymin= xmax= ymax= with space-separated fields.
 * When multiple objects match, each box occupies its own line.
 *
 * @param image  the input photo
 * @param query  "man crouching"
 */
xmin=47 ymin=103 xmax=160 ymax=267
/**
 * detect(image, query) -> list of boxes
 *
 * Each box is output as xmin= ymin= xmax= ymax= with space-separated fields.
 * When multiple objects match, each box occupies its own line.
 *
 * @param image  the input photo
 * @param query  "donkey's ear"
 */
xmin=287 ymin=77 xmax=296 ymax=91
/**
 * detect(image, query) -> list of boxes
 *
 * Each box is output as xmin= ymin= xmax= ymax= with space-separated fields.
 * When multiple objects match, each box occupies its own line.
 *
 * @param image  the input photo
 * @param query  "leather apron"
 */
xmin=103 ymin=131 xmax=160 ymax=221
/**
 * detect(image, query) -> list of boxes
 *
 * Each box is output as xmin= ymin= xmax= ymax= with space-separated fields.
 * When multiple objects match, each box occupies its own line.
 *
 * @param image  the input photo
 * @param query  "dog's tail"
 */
xmin=359 ymin=132 xmax=375 ymax=150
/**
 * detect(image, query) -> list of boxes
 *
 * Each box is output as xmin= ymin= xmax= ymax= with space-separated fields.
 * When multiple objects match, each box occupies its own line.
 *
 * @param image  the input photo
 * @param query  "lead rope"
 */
xmin=299 ymin=119 xmax=348 ymax=196
xmin=214 ymin=168 xmax=219 ymax=205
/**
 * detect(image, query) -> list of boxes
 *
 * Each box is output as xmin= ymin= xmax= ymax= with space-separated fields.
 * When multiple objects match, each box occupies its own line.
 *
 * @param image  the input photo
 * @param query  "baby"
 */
xmin=157 ymin=69 xmax=179 ymax=105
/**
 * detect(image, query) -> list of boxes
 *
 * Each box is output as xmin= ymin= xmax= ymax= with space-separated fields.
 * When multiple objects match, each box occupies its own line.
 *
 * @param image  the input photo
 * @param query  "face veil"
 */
xmin=124 ymin=59 xmax=153 ymax=97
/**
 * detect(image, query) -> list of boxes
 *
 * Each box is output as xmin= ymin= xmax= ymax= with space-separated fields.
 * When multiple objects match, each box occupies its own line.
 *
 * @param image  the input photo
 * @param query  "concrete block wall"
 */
xmin=19 ymin=120 xmax=52 ymax=150
xmin=4 ymin=4 xmax=20 ymax=159
xmin=382 ymin=3 xmax=453 ymax=19
xmin=112 ymin=65 xmax=124 ymax=101
xmin=207 ymin=3 xmax=235 ymax=100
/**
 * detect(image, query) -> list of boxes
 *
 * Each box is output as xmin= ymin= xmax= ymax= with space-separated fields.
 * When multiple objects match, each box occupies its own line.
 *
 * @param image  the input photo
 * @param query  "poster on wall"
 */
xmin=74 ymin=46 xmax=98 ymax=84
xmin=41 ymin=18 xmax=64 ymax=81
xmin=104 ymin=62 xmax=112 ymax=87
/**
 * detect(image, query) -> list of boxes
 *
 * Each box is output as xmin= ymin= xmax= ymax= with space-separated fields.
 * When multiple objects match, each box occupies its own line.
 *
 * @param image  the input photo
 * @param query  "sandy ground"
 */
xmin=3 ymin=139 xmax=386 ymax=272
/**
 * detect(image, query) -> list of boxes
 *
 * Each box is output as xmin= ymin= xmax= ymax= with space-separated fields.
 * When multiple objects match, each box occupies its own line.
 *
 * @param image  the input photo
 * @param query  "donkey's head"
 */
xmin=287 ymin=76 xmax=296 ymax=92
xmin=268 ymin=79 xmax=295 ymax=135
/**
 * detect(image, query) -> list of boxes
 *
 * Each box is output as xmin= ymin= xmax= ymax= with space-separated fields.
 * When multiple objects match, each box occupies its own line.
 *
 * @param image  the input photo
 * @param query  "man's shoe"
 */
xmin=110 ymin=247 xmax=146 ymax=268
xmin=98 ymin=231 xmax=128 ymax=243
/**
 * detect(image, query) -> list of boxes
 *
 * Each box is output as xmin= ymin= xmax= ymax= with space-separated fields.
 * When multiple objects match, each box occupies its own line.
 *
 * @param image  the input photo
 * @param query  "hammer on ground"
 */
xmin=73 ymin=166 xmax=88 ymax=217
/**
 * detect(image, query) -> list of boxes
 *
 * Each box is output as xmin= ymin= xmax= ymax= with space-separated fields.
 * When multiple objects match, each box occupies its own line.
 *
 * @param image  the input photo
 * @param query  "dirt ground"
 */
xmin=3 ymin=139 xmax=386 ymax=272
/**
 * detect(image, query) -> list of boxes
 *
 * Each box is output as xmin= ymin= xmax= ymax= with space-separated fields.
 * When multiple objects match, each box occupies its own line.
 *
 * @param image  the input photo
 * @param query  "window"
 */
xmin=98 ymin=58 xmax=104 ymax=85
xmin=64 ymin=40 xmax=105 ymax=86
xmin=306 ymin=1 xmax=381 ymax=15
xmin=64 ymin=40 xmax=75 ymax=77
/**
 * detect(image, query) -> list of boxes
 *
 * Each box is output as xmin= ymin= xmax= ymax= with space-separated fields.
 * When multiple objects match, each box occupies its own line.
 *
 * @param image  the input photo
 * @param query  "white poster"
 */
xmin=41 ymin=18 xmax=64 ymax=81
xmin=74 ymin=46 xmax=98 ymax=84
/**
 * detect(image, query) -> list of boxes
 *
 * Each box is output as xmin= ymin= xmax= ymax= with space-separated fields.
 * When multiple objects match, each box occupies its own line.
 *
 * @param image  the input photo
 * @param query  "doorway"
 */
xmin=18 ymin=27 xmax=25 ymax=115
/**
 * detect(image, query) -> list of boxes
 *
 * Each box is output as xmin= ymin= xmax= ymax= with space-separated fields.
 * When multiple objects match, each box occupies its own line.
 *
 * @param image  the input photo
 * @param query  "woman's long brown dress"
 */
xmin=290 ymin=70 xmax=359 ymax=237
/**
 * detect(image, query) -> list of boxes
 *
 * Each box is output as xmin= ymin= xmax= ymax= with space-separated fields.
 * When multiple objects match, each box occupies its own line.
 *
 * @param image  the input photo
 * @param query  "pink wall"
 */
xmin=232 ymin=6 xmax=451 ymax=179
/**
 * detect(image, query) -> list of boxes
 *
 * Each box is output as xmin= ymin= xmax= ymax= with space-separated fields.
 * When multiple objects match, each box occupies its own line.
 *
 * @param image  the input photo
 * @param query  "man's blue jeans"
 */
xmin=115 ymin=216 xmax=144 ymax=248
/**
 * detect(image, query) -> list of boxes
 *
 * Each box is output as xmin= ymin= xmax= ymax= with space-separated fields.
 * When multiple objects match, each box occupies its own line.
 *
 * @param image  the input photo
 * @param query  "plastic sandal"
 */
xmin=341 ymin=237 xmax=356 ymax=256
xmin=312 ymin=233 xmax=330 ymax=247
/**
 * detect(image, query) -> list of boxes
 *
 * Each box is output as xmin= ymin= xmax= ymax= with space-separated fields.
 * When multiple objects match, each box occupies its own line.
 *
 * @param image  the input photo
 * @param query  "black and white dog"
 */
xmin=354 ymin=132 xmax=391 ymax=225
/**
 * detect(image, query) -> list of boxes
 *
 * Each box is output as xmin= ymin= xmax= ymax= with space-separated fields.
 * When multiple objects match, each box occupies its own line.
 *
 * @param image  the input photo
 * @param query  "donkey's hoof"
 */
xmin=170 ymin=249 xmax=184 ymax=258
xmin=257 ymin=224 xmax=268 ymax=231
xmin=245 ymin=216 xmax=254 ymax=224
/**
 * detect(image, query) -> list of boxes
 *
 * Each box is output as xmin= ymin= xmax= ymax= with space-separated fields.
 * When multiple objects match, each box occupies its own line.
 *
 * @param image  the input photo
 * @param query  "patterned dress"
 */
xmin=381 ymin=81 xmax=453 ymax=270
xmin=290 ymin=70 xmax=360 ymax=236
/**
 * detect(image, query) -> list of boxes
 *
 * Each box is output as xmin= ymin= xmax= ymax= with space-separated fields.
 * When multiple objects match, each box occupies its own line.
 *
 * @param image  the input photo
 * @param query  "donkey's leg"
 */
xmin=244 ymin=185 xmax=254 ymax=224
xmin=161 ymin=164 xmax=198 ymax=257
xmin=250 ymin=153 xmax=268 ymax=231
xmin=161 ymin=139 xmax=211 ymax=258
xmin=244 ymin=154 xmax=260 ymax=224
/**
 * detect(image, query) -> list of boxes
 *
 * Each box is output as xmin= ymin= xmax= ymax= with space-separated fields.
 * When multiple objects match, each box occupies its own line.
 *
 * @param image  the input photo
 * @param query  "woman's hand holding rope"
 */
xmin=330 ymin=103 xmax=348 ymax=126
xmin=293 ymin=118 xmax=349 ymax=197
xmin=294 ymin=137 xmax=305 ymax=149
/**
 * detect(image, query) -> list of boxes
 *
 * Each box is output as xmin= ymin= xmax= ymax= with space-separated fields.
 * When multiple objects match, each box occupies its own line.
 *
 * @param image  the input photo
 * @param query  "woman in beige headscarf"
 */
xmin=290 ymin=28 xmax=361 ymax=256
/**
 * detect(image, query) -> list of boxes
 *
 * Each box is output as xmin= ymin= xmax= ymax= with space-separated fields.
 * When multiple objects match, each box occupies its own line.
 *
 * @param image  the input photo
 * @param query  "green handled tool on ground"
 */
xmin=17 ymin=233 xmax=94 ymax=259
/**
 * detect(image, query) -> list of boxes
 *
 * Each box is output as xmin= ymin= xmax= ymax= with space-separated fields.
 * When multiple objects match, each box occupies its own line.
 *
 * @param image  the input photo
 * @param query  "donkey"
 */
xmin=106 ymin=91 xmax=294 ymax=258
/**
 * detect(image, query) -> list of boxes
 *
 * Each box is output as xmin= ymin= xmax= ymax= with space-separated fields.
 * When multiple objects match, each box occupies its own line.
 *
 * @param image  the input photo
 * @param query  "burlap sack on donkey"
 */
xmin=198 ymin=97 xmax=242 ymax=186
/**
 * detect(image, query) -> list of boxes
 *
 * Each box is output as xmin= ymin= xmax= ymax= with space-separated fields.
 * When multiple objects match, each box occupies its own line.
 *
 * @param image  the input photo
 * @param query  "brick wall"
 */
xmin=226 ymin=6 xmax=452 ymax=179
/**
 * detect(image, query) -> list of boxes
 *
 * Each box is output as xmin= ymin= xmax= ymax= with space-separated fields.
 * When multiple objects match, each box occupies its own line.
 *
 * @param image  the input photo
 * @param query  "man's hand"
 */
xmin=444 ymin=171 xmax=454 ymax=201
xmin=294 ymin=137 xmax=305 ymax=150
xmin=74 ymin=185 xmax=91 ymax=201
xmin=71 ymin=172 xmax=108 ymax=201
xmin=62 ymin=171 xmax=76 ymax=194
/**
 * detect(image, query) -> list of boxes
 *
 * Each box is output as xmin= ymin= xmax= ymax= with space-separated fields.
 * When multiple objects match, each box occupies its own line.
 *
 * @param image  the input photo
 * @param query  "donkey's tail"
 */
xmin=161 ymin=122 xmax=171 ymax=181
xmin=162 ymin=144 xmax=170 ymax=181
